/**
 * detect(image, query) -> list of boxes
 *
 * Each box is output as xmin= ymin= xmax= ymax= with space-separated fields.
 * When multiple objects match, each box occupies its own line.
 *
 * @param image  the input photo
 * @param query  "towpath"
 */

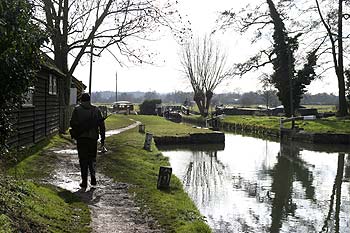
xmin=44 ymin=122 xmax=162 ymax=233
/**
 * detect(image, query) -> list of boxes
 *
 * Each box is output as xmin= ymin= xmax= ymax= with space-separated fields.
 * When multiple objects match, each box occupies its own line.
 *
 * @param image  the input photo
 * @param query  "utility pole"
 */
xmin=115 ymin=70 xmax=118 ymax=102
xmin=89 ymin=26 xmax=94 ymax=95
xmin=288 ymin=45 xmax=295 ymax=128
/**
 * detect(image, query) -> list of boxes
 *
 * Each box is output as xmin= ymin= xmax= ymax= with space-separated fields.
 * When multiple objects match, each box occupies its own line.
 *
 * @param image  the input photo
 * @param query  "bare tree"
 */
xmin=217 ymin=0 xmax=350 ymax=116
xmin=180 ymin=36 xmax=232 ymax=117
xmin=314 ymin=0 xmax=349 ymax=116
xmin=32 ymin=0 xmax=185 ymax=131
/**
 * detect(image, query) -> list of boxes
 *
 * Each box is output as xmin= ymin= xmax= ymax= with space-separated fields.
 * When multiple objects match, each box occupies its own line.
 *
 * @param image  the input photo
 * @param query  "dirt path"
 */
xmin=46 ymin=122 xmax=163 ymax=233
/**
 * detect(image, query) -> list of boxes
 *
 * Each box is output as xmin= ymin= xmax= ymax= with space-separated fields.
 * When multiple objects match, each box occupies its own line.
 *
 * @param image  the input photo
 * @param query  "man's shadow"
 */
xmin=58 ymin=187 xmax=100 ymax=205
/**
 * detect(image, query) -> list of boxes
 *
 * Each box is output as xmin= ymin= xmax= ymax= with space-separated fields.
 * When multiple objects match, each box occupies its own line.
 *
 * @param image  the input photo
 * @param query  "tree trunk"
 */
xmin=194 ymin=91 xmax=206 ymax=116
xmin=55 ymin=0 xmax=71 ymax=133
xmin=205 ymin=91 xmax=213 ymax=117
xmin=334 ymin=153 xmax=345 ymax=232
xmin=196 ymin=99 xmax=206 ymax=116
xmin=55 ymin=46 xmax=71 ymax=133
xmin=337 ymin=69 xmax=347 ymax=116
xmin=337 ymin=0 xmax=348 ymax=116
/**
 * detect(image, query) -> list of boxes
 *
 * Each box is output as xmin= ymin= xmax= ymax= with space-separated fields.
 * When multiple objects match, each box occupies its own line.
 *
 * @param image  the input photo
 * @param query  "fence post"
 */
xmin=139 ymin=124 xmax=145 ymax=133
xmin=280 ymin=118 xmax=284 ymax=129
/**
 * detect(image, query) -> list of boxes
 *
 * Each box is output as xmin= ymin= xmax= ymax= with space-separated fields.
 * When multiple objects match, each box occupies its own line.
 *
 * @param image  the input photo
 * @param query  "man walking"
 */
xmin=70 ymin=93 xmax=105 ymax=189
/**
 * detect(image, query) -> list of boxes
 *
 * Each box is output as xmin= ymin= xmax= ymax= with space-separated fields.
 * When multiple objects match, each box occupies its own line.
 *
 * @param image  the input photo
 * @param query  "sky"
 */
xmin=73 ymin=0 xmax=339 ymax=95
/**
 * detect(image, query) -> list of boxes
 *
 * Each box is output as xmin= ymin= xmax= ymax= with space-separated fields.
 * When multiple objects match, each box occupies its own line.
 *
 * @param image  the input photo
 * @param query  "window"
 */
xmin=49 ymin=74 xmax=57 ymax=95
xmin=22 ymin=87 xmax=34 ymax=107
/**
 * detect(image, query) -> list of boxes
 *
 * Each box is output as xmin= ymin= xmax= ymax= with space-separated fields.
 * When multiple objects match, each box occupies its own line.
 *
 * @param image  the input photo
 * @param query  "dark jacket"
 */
xmin=70 ymin=101 xmax=106 ymax=141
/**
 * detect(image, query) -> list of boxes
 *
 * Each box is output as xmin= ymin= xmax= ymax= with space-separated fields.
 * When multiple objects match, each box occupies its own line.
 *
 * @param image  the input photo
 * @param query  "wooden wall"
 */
xmin=7 ymin=69 xmax=61 ymax=148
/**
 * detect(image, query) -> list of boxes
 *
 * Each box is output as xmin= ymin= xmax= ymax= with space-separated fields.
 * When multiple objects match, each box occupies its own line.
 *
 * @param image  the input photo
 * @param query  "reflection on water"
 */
xmin=162 ymin=134 xmax=350 ymax=233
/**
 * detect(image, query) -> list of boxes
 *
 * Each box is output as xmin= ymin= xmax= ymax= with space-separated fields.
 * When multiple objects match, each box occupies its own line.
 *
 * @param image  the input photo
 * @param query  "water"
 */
xmin=162 ymin=134 xmax=350 ymax=233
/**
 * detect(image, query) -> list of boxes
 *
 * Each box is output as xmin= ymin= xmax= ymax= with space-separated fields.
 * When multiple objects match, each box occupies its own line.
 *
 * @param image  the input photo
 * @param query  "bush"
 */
xmin=139 ymin=99 xmax=161 ymax=115
xmin=0 ymin=0 xmax=46 ymax=156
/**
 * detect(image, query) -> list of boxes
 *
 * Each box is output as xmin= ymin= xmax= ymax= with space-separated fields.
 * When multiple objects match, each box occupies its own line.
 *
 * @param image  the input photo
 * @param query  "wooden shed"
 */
xmin=7 ymin=56 xmax=86 ymax=148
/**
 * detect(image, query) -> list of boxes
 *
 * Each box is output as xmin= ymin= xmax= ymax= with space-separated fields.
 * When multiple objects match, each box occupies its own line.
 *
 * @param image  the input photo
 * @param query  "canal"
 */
xmin=161 ymin=133 xmax=350 ymax=233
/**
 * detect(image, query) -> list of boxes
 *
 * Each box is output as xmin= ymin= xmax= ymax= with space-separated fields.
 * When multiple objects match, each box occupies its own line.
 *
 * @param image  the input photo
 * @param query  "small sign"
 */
xmin=139 ymin=124 xmax=145 ymax=133
xmin=157 ymin=166 xmax=172 ymax=189
xmin=143 ymin=132 xmax=153 ymax=151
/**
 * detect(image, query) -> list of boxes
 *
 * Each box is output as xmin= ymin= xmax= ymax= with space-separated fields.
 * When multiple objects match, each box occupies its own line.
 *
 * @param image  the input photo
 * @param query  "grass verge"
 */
xmin=100 ymin=115 xmax=211 ymax=232
xmin=222 ymin=115 xmax=350 ymax=134
xmin=105 ymin=114 xmax=136 ymax=130
xmin=0 ymin=176 xmax=90 ymax=233
xmin=1 ymin=135 xmax=91 ymax=232
xmin=128 ymin=115 xmax=212 ymax=136
xmin=184 ymin=114 xmax=350 ymax=134
xmin=7 ymin=135 xmax=69 ymax=179
xmin=221 ymin=115 xmax=281 ymax=131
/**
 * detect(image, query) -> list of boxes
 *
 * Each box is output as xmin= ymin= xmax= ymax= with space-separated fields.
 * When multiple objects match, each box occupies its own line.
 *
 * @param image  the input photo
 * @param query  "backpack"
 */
xmin=69 ymin=107 xmax=98 ymax=139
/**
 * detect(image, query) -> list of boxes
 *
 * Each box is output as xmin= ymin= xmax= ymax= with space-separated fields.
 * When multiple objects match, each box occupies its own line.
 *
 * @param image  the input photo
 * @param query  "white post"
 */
xmin=280 ymin=118 xmax=284 ymax=129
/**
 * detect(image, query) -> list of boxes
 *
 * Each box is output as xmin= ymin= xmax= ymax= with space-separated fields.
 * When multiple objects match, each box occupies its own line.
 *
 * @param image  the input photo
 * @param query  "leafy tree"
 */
xmin=0 ymin=0 xmax=46 ymax=155
xmin=139 ymin=99 xmax=161 ymax=115
xmin=32 ymin=0 xmax=186 ymax=132
xmin=179 ymin=36 xmax=232 ymax=117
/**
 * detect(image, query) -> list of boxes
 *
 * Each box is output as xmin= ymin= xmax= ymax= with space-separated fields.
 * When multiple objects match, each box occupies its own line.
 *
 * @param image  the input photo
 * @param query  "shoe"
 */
xmin=79 ymin=183 xmax=87 ymax=189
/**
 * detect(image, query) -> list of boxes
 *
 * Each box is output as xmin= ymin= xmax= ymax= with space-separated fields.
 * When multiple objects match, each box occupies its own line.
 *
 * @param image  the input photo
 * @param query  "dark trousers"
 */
xmin=77 ymin=138 xmax=97 ymax=186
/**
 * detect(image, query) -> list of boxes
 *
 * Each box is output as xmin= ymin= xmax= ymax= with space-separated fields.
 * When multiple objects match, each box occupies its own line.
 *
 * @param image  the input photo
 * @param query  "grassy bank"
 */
xmin=100 ymin=115 xmax=211 ymax=232
xmin=1 ymin=136 xmax=91 ymax=233
xmin=0 ymin=177 xmax=90 ymax=232
xmin=183 ymin=114 xmax=350 ymax=134
xmin=128 ymin=115 xmax=211 ymax=136
xmin=222 ymin=115 xmax=350 ymax=134
xmin=105 ymin=114 xmax=135 ymax=130
xmin=7 ymin=136 xmax=68 ymax=179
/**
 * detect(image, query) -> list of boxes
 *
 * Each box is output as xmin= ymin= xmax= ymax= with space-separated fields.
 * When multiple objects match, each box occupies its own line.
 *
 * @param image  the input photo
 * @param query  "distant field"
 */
xmin=94 ymin=102 xmax=338 ymax=115
xmin=302 ymin=105 xmax=337 ymax=112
